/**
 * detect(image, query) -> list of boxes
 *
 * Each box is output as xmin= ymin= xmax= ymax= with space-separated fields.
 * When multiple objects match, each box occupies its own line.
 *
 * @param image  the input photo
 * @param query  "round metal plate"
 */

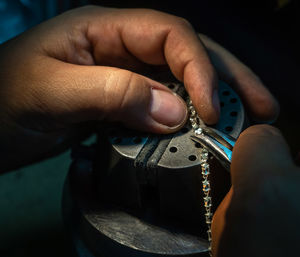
xmin=109 ymin=80 xmax=244 ymax=169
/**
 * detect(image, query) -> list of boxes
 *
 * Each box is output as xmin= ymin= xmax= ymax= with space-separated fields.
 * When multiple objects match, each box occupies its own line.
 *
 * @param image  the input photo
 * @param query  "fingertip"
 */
xmin=185 ymin=66 xmax=220 ymax=125
xmin=119 ymin=82 xmax=188 ymax=134
xmin=149 ymin=89 xmax=188 ymax=130
xmin=249 ymin=97 xmax=280 ymax=124
xmin=199 ymin=107 xmax=220 ymax=125
xmin=195 ymin=88 xmax=220 ymax=125
xmin=209 ymin=88 xmax=221 ymax=124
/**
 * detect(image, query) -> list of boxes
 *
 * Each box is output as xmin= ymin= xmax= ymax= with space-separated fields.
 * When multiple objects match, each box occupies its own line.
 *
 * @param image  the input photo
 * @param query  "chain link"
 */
xmin=187 ymin=97 xmax=213 ymax=256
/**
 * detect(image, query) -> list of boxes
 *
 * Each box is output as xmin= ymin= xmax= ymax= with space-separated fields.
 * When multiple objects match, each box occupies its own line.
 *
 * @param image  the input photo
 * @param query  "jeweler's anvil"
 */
xmin=63 ymin=73 xmax=247 ymax=257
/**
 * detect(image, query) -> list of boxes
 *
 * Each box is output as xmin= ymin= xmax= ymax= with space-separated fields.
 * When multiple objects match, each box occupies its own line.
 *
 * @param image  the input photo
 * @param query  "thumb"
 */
xmin=41 ymin=62 xmax=188 ymax=133
xmin=231 ymin=124 xmax=296 ymax=187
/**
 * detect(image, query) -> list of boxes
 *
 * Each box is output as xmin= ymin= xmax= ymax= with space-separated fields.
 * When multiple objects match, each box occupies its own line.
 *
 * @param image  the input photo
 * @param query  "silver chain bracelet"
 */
xmin=187 ymin=97 xmax=213 ymax=256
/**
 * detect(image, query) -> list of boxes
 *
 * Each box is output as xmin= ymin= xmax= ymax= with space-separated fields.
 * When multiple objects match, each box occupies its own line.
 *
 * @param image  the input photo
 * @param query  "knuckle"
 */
xmin=104 ymin=70 xmax=130 ymax=110
xmin=115 ymin=71 xmax=135 ymax=111
xmin=104 ymin=70 xmax=145 ymax=116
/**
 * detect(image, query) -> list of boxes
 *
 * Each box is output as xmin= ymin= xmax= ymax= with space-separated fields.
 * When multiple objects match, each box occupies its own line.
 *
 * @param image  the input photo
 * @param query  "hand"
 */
xmin=212 ymin=125 xmax=300 ymax=257
xmin=0 ymin=6 xmax=278 ymax=171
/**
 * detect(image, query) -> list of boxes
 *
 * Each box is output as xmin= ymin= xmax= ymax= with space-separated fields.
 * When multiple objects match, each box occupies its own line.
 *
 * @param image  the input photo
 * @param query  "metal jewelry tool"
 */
xmin=190 ymin=123 xmax=236 ymax=172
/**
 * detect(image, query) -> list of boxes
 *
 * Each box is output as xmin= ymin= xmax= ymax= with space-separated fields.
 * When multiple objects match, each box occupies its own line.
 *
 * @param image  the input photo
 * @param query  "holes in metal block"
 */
xmin=220 ymin=102 xmax=225 ymax=107
xmin=230 ymin=111 xmax=238 ymax=117
xmin=188 ymin=155 xmax=197 ymax=161
xmin=169 ymin=146 xmax=178 ymax=153
xmin=225 ymin=126 xmax=233 ymax=132
xmin=195 ymin=142 xmax=201 ymax=148
xmin=230 ymin=98 xmax=237 ymax=103
xmin=222 ymin=90 xmax=230 ymax=96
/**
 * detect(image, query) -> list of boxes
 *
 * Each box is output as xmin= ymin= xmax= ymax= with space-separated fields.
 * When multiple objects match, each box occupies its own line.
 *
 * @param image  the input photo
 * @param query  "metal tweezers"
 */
xmin=190 ymin=126 xmax=236 ymax=172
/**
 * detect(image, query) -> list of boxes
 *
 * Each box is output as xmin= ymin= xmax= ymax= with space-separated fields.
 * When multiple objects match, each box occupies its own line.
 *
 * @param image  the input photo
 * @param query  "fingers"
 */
xmin=19 ymin=6 xmax=280 ymax=129
xmin=231 ymin=125 xmax=296 ymax=187
xmin=163 ymin=22 xmax=220 ymax=125
xmin=212 ymin=125 xmax=300 ymax=257
xmin=199 ymin=34 xmax=280 ymax=123
xmin=35 ymin=59 xmax=187 ymax=134
xmin=212 ymin=125 xmax=296 ymax=256
xmin=85 ymin=7 xmax=220 ymax=124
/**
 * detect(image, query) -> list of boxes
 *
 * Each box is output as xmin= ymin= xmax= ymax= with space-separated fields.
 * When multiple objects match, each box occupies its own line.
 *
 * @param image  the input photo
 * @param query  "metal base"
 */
xmin=62 ymin=75 xmax=243 ymax=256
xmin=63 ymin=157 xmax=211 ymax=257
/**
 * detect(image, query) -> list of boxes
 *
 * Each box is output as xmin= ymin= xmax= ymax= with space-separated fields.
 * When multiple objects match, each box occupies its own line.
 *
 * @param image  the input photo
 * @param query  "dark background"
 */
xmin=0 ymin=0 xmax=299 ymax=256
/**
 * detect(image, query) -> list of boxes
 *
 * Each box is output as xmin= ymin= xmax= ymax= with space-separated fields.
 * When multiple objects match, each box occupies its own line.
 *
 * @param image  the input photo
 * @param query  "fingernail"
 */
xmin=212 ymin=89 xmax=220 ymax=115
xmin=150 ymin=89 xmax=187 ymax=128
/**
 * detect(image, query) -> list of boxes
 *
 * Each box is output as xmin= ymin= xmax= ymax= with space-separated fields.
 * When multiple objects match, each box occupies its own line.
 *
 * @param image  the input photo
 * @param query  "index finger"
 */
xmin=86 ymin=7 xmax=220 ymax=124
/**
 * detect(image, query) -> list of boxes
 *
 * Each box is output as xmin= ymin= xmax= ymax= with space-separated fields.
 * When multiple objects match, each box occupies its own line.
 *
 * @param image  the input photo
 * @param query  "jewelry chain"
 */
xmin=187 ymin=97 xmax=213 ymax=256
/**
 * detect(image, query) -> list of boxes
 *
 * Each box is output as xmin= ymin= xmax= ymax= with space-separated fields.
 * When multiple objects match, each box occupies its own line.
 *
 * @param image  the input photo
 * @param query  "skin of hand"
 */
xmin=212 ymin=124 xmax=300 ymax=257
xmin=0 ymin=6 xmax=279 ymax=172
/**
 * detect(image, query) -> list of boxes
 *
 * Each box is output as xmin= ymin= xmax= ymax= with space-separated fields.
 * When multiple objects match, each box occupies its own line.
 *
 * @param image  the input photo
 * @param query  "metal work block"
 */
xmin=64 ymin=75 xmax=246 ymax=257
